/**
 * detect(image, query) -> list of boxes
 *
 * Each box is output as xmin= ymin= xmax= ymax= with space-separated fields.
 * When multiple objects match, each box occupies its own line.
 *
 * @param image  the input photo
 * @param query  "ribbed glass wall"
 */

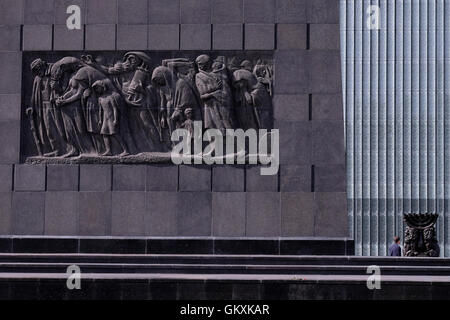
xmin=341 ymin=0 xmax=450 ymax=256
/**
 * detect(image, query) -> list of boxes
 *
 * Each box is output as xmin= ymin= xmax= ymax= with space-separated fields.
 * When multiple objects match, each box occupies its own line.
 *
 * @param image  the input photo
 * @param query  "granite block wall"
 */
xmin=0 ymin=0 xmax=346 ymax=238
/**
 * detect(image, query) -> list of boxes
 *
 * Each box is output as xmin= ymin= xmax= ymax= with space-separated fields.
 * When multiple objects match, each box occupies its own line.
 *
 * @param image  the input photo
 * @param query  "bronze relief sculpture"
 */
xmin=24 ymin=52 xmax=273 ymax=164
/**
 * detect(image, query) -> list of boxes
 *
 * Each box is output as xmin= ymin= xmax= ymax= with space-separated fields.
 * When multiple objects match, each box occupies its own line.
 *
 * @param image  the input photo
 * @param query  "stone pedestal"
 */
xmin=0 ymin=0 xmax=347 ymax=254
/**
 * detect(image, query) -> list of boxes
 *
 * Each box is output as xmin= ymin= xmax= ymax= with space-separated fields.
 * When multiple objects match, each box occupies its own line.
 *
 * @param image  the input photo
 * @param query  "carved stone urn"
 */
xmin=403 ymin=213 xmax=440 ymax=257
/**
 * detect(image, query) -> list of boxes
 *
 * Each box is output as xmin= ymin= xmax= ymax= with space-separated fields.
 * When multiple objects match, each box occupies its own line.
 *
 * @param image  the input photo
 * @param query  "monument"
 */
xmin=404 ymin=213 xmax=440 ymax=257
xmin=0 ymin=0 xmax=349 ymax=256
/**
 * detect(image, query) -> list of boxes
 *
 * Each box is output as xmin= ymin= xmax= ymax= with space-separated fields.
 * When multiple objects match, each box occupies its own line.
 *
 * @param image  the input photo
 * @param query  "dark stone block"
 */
xmin=212 ymin=192 xmax=246 ymax=236
xmin=394 ymin=284 xmax=433 ymax=300
xmin=78 ymin=192 xmax=111 ymax=235
xmin=118 ymin=0 xmax=148 ymax=24
xmin=431 ymin=284 xmax=450 ymax=300
xmin=47 ymin=164 xmax=79 ymax=191
xmin=308 ymin=50 xmax=342 ymax=93
xmin=38 ymin=279 xmax=68 ymax=300
xmin=148 ymin=0 xmax=180 ymax=24
xmin=310 ymin=24 xmax=340 ymax=50
xmin=53 ymin=25 xmax=84 ymax=50
xmin=10 ymin=280 xmax=39 ymax=300
xmin=335 ymin=283 xmax=372 ymax=299
xmin=180 ymin=24 xmax=211 ymax=50
xmin=246 ymin=192 xmax=280 ymax=236
xmin=79 ymin=238 xmax=146 ymax=254
xmin=146 ymin=165 xmax=178 ymax=191
xmin=244 ymin=0 xmax=275 ymax=23
xmin=277 ymin=24 xmax=307 ymax=50
xmin=23 ymin=25 xmax=53 ymax=51
xmin=24 ymin=0 xmax=54 ymax=24
xmin=212 ymin=0 xmax=243 ymax=23
xmin=0 ymin=94 xmax=21 ymax=121
xmin=212 ymin=166 xmax=244 ymax=191
xmin=148 ymin=24 xmax=179 ymax=50
xmin=178 ymin=282 xmax=206 ymax=299
xmin=0 ymin=165 xmax=13 ymax=191
xmin=149 ymin=280 xmax=178 ymax=300
xmin=232 ymin=283 xmax=262 ymax=300
xmin=346 ymin=239 xmax=355 ymax=255
xmin=0 ymin=0 xmax=23 ymax=25
xmin=113 ymin=165 xmax=146 ymax=191
xmin=213 ymin=24 xmax=243 ymax=50
xmin=205 ymin=281 xmax=233 ymax=299
xmin=0 ymin=53 xmax=21 ymax=94
xmin=93 ymin=280 xmax=123 ymax=300
xmin=80 ymin=164 xmax=112 ymax=191
xmin=85 ymin=24 xmax=116 ymax=50
xmin=281 ymin=192 xmax=315 ymax=236
xmin=180 ymin=0 xmax=211 ymax=24
xmin=179 ymin=165 xmax=211 ymax=191
xmin=66 ymin=279 xmax=95 ymax=300
xmin=273 ymin=94 xmax=308 ymax=122
xmin=312 ymin=121 xmax=345 ymax=164
xmin=54 ymin=0 xmax=85 ymax=24
xmin=177 ymin=192 xmax=212 ymax=236
xmin=214 ymin=239 xmax=279 ymax=254
xmin=245 ymin=24 xmax=275 ymax=50
xmin=276 ymin=0 xmax=306 ymax=23
xmin=279 ymin=239 xmax=346 ymax=255
xmin=44 ymin=192 xmax=78 ymax=235
xmin=280 ymin=165 xmax=311 ymax=192
xmin=288 ymin=283 xmax=348 ymax=299
xmin=87 ymin=0 xmax=117 ymax=24
xmin=261 ymin=282 xmax=290 ymax=300
xmin=111 ymin=191 xmax=146 ymax=236
xmin=0 ymin=238 xmax=12 ymax=252
xmin=117 ymin=24 xmax=148 ymax=50
xmin=274 ymin=50 xmax=308 ymax=94
xmin=0 ymin=192 xmax=12 ymax=234
xmin=315 ymin=164 xmax=346 ymax=192
xmin=246 ymin=165 xmax=278 ymax=191
xmin=14 ymin=164 xmax=46 ymax=191
xmin=314 ymin=192 xmax=348 ymax=237
xmin=307 ymin=0 xmax=339 ymax=23
xmin=147 ymin=239 xmax=213 ymax=254
xmin=277 ymin=121 xmax=311 ymax=165
xmin=121 ymin=280 xmax=150 ymax=300
xmin=0 ymin=26 xmax=20 ymax=51
xmin=145 ymin=192 xmax=178 ymax=236
xmin=312 ymin=93 xmax=343 ymax=120
xmin=0 ymin=121 xmax=20 ymax=163
xmin=12 ymin=237 xmax=78 ymax=253
xmin=12 ymin=192 xmax=45 ymax=235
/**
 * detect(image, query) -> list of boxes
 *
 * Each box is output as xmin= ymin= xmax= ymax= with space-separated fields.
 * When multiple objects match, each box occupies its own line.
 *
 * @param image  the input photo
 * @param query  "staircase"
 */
xmin=0 ymin=253 xmax=449 ymax=299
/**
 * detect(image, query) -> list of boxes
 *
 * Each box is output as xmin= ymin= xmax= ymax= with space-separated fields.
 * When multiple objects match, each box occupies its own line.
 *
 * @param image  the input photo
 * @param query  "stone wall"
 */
xmin=0 ymin=0 xmax=346 ymax=238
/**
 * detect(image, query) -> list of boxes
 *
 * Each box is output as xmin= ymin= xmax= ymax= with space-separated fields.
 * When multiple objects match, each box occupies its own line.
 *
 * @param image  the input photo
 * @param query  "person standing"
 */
xmin=388 ymin=236 xmax=402 ymax=256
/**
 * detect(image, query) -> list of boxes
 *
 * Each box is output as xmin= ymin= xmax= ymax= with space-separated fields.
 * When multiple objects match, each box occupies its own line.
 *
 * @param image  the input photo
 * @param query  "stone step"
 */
xmin=0 ymin=253 xmax=449 ymax=267
xmin=0 ymin=272 xmax=450 ymax=300
xmin=1 ymin=262 xmax=450 ymax=276
xmin=0 ymin=254 xmax=449 ymax=299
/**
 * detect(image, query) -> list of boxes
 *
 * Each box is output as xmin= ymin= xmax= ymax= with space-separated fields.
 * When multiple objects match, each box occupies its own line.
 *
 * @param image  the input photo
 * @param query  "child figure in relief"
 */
xmin=92 ymin=79 xmax=129 ymax=156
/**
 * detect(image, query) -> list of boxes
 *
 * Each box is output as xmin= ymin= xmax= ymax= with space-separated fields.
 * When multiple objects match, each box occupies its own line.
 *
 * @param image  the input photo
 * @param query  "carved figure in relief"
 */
xmin=29 ymin=58 xmax=64 ymax=156
xmin=195 ymin=54 xmax=234 ymax=133
xmin=92 ymin=80 xmax=129 ymax=156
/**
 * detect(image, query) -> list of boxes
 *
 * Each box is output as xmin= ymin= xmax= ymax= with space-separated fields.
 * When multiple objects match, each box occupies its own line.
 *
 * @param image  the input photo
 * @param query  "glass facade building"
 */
xmin=341 ymin=0 xmax=450 ymax=256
